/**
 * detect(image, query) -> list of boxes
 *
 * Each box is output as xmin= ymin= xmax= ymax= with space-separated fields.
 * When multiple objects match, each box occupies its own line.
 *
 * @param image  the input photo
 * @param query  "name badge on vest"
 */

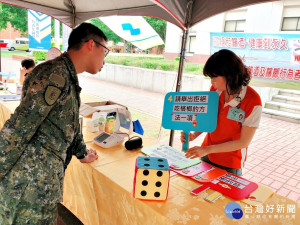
xmin=227 ymin=107 xmax=245 ymax=123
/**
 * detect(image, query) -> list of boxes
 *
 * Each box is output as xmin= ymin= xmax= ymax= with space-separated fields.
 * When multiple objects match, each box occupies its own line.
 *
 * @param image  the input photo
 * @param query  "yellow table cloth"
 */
xmin=63 ymin=137 xmax=300 ymax=225
xmin=0 ymin=96 xmax=20 ymax=128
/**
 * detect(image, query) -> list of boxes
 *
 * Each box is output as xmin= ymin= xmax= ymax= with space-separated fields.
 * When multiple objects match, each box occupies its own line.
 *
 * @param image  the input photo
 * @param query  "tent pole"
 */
xmin=66 ymin=0 xmax=76 ymax=28
xmin=169 ymin=0 xmax=194 ymax=146
xmin=168 ymin=28 xmax=189 ymax=146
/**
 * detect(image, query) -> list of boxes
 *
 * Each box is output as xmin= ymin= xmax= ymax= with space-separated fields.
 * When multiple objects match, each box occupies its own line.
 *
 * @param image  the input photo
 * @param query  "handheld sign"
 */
xmin=46 ymin=47 xmax=62 ymax=61
xmin=162 ymin=92 xmax=219 ymax=150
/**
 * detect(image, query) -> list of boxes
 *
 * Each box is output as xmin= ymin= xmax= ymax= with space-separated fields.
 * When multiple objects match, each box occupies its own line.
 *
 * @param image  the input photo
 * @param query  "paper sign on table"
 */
xmin=241 ymin=183 xmax=274 ymax=205
xmin=142 ymin=144 xmax=200 ymax=169
xmin=171 ymin=161 xmax=212 ymax=177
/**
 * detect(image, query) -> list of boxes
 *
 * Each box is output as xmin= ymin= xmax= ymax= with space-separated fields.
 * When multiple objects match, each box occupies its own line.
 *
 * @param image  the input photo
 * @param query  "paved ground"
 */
xmin=2 ymin=57 xmax=300 ymax=203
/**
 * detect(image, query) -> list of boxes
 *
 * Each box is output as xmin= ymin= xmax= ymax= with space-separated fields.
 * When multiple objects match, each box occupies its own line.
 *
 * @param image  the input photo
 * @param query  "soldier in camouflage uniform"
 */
xmin=0 ymin=23 xmax=108 ymax=224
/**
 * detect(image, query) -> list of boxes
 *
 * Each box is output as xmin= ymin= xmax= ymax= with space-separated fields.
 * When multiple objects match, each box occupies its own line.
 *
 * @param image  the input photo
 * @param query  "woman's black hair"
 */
xmin=203 ymin=49 xmax=251 ymax=95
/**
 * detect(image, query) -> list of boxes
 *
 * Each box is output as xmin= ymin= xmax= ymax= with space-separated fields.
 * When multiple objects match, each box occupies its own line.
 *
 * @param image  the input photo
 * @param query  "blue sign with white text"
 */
xmin=28 ymin=10 xmax=51 ymax=51
xmin=162 ymin=92 xmax=219 ymax=150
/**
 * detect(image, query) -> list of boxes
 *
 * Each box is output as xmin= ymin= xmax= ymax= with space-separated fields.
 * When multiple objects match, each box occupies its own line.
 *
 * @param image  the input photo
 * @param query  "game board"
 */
xmin=141 ymin=145 xmax=200 ymax=169
xmin=203 ymin=173 xmax=258 ymax=200
xmin=142 ymin=146 xmax=258 ymax=200
xmin=171 ymin=161 xmax=213 ymax=177
xmin=189 ymin=165 xmax=227 ymax=182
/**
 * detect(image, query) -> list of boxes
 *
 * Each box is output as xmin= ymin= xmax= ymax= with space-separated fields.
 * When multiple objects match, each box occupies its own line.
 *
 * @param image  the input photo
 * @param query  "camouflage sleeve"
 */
xmin=21 ymin=74 xmax=31 ymax=100
xmin=73 ymin=131 xmax=87 ymax=159
xmin=0 ymin=67 xmax=65 ymax=179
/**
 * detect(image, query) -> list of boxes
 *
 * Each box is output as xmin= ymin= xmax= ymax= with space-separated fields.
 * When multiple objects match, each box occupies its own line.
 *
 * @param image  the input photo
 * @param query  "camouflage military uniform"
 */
xmin=0 ymin=53 xmax=87 ymax=224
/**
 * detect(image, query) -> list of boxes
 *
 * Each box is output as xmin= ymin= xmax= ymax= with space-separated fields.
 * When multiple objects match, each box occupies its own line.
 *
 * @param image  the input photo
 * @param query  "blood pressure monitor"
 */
xmin=93 ymin=132 xmax=125 ymax=148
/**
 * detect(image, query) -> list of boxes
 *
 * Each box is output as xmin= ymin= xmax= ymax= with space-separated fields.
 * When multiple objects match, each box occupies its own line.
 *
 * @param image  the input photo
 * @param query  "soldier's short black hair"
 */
xmin=21 ymin=59 xmax=35 ymax=69
xmin=67 ymin=22 xmax=107 ymax=51
xmin=203 ymin=49 xmax=251 ymax=95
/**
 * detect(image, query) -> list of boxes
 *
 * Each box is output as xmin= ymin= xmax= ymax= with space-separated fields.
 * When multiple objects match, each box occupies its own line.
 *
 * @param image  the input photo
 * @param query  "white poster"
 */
xmin=62 ymin=23 xmax=72 ymax=52
xmin=100 ymin=16 xmax=164 ymax=50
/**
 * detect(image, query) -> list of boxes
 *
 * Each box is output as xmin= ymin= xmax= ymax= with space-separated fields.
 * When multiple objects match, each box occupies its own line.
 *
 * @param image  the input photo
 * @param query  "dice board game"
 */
xmin=142 ymin=145 xmax=258 ymax=200
xmin=141 ymin=145 xmax=200 ymax=169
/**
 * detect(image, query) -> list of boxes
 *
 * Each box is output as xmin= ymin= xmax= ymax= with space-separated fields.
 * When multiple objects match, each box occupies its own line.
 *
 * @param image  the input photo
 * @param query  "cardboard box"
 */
xmin=80 ymin=101 xmax=127 ymax=117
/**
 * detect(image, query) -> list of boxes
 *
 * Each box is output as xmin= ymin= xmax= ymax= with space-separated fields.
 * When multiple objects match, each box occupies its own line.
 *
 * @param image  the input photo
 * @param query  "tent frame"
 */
xmin=169 ymin=0 xmax=194 ymax=146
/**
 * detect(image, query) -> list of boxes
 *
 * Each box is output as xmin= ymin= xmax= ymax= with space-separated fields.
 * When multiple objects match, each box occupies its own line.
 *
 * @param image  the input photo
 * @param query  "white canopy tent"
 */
xmin=0 ymin=0 xmax=277 ymax=144
xmin=0 ymin=0 xmax=276 ymax=29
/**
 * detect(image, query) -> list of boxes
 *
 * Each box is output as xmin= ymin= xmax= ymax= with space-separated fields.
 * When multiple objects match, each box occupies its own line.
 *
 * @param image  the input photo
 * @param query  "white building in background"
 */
xmin=164 ymin=0 xmax=300 ymax=64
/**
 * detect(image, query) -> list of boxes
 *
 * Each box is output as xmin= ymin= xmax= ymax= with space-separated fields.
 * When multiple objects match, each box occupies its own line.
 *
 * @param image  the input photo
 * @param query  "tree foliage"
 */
xmin=90 ymin=18 xmax=123 ymax=44
xmin=0 ymin=3 xmax=27 ymax=33
xmin=143 ymin=16 xmax=167 ymax=41
xmin=51 ymin=18 xmax=62 ymax=38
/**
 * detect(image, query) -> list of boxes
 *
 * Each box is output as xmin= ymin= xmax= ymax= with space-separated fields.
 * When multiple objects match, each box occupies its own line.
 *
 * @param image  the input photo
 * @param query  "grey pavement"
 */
xmin=2 ymin=57 xmax=300 ymax=203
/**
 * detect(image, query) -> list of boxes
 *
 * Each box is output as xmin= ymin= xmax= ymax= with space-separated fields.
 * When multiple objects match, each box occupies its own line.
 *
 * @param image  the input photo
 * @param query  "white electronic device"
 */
xmin=93 ymin=132 xmax=125 ymax=148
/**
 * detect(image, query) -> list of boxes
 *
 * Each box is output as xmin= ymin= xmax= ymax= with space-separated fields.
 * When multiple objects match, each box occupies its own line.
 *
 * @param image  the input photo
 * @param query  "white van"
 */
xmin=7 ymin=38 xmax=29 ymax=52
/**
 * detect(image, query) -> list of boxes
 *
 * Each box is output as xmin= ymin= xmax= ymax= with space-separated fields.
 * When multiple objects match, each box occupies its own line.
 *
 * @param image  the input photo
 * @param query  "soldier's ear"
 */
xmin=85 ymin=40 xmax=94 ymax=51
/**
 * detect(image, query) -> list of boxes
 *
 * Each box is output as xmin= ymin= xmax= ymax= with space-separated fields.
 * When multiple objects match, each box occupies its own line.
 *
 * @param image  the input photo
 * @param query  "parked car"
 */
xmin=7 ymin=38 xmax=30 ymax=52
xmin=0 ymin=39 xmax=10 ymax=48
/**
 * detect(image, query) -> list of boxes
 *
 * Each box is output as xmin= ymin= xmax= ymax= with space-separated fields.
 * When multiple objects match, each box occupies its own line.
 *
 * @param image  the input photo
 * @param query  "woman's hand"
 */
xmin=180 ymin=132 xmax=199 ymax=144
xmin=79 ymin=148 xmax=98 ymax=163
xmin=185 ymin=146 xmax=208 ymax=159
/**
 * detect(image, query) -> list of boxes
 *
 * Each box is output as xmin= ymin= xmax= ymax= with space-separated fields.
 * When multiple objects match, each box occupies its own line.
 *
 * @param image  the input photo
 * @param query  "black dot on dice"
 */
xmin=143 ymin=170 xmax=149 ymax=176
xmin=154 ymin=192 xmax=160 ymax=197
xmin=141 ymin=191 xmax=147 ymax=196
xmin=144 ymin=158 xmax=150 ymax=161
xmin=142 ymin=180 xmax=148 ymax=186
xmin=158 ymin=159 xmax=163 ymax=162
xmin=157 ymin=171 xmax=163 ymax=177
xmin=158 ymin=165 xmax=164 ymax=168
xmin=144 ymin=164 xmax=150 ymax=166
xmin=156 ymin=181 xmax=162 ymax=187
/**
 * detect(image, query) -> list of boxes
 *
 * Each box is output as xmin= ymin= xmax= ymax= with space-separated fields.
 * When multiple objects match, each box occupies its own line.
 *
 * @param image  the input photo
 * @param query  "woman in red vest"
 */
xmin=181 ymin=49 xmax=262 ymax=176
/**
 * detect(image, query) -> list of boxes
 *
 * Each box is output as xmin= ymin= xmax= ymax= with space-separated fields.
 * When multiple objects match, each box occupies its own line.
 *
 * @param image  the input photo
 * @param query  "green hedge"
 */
xmin=33 ymin=42 xmax=62 ymax=62
xmin=51 ymin=42 xmax=62 ymax=50
xmin=105 ymin=55 xmax=204 ymax=75
xmin=33 ymin=51 xmax=47 ymax=62
xmin=31 ymin=53 xmax=204 ymax=75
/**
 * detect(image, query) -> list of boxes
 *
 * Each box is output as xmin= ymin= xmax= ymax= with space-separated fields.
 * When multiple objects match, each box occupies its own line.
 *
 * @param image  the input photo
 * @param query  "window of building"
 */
xmin=281 ymin=17 xmax=300 ymax=31
xmin=224 ymin=9 xmax=247 ymax=32
xmin=224 ymin=20 xmax=246 ymax=32
xmin=282 ymin=6 xmax=300 ymax=31
xmin=186 ymin=35 xmax=196 ymax=53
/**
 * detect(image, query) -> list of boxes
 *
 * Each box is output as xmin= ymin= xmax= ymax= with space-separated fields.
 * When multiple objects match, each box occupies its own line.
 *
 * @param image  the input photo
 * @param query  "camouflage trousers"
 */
xmin=0 ymin=139 xmax=64 ymax=225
